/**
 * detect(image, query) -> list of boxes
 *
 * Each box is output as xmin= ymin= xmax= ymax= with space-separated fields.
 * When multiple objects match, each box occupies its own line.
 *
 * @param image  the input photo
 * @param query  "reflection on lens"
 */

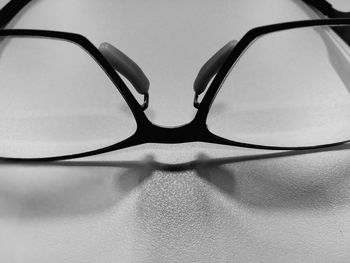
xmin=207 ymin=25 xmax=350 ymax=147
xmin=0 ymin=37 xmax=137 ymax=158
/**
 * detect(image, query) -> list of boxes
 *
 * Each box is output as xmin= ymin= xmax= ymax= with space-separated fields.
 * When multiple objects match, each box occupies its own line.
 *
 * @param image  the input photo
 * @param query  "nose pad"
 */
xmin=99 ymin=42 xmax=150 ymax=108
xmin=193 ymin=40 xmax=237 ymax=108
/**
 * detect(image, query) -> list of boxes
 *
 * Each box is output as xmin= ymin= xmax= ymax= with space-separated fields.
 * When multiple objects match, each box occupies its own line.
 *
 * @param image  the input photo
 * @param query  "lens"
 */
xmin=0 ymin=36 xmax=137 ymax=158
xmin=207 ymin=25 xmax=350 ymax=148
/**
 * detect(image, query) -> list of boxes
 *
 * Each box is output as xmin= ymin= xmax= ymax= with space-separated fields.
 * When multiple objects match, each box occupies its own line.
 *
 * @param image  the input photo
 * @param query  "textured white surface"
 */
xmin=1 ymin=0 xmax=350 ymax=262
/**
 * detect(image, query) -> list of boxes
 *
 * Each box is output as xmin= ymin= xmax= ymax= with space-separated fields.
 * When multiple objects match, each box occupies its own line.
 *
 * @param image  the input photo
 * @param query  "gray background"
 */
xmin=1 ymin=0 xmax=350 ymax=262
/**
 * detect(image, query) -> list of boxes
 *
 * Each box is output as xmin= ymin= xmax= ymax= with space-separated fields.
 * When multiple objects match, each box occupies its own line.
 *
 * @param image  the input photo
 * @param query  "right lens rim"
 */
xmin=198 ymin=18 xmax=350 ymax=150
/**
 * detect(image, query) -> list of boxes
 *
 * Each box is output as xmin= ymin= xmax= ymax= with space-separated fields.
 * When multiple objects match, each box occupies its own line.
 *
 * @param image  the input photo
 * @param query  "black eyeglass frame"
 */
xmin=2 ymin=18 xmax=350 ymax=162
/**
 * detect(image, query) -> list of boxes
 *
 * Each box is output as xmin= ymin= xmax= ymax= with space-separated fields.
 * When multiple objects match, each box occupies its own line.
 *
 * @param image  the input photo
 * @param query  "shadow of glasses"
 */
xmin=0 ymin=156 xmax=154 ymax=218
xmin=1 ymin=143 xmax=350 ymax=218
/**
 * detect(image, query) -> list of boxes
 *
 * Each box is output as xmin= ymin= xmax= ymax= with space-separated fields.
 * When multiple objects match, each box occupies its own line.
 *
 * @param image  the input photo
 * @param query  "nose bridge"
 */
xmin=140 ymin=119 xmax=206 ymax=144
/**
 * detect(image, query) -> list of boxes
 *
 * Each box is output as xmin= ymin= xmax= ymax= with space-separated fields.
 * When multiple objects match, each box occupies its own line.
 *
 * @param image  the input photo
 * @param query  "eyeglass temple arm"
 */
xmin=301 ymin=0 xmax=350 ymax=95
xmin=301 ymin=0 xmax=340 ymax=17
xmin=301 ymin=0 xmax=350 ymax=18
xmin=193 ymin=40 xmax=237 ymax=108
xmin=99 ymin=42 xmax=150 ymax=110
xmin=301 ymin=0 xmax=350 ymax=46
xmin=0 ymin=0 xmax=32 ymax=28
xmin=302 ymin=1 xmax=350 ymax=95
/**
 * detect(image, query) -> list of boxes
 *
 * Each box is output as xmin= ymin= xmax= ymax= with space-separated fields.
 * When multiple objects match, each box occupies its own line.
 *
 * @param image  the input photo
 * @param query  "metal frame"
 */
xmin=1 ymin=1 xmax=350 ymax=162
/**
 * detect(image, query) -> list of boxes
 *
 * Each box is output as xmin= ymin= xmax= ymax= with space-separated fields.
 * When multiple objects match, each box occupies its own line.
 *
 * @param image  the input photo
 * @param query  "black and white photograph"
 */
xmin=0 ymin=0 xmax=350 ymax=262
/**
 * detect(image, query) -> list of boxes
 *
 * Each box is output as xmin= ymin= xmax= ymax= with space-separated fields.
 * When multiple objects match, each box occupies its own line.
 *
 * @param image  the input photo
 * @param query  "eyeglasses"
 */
xmin=301 ymin=0 xmax=350 ymax=45
xmin=2 ymin=0 xmax=350 ymax=162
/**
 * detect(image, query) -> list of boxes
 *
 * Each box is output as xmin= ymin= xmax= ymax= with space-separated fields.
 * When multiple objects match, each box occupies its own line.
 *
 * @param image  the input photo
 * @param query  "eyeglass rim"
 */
xmin=1 ymin=19 xmax=350 ymax=162
xmin=199 ymin=18 xmax=350 ymax=118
